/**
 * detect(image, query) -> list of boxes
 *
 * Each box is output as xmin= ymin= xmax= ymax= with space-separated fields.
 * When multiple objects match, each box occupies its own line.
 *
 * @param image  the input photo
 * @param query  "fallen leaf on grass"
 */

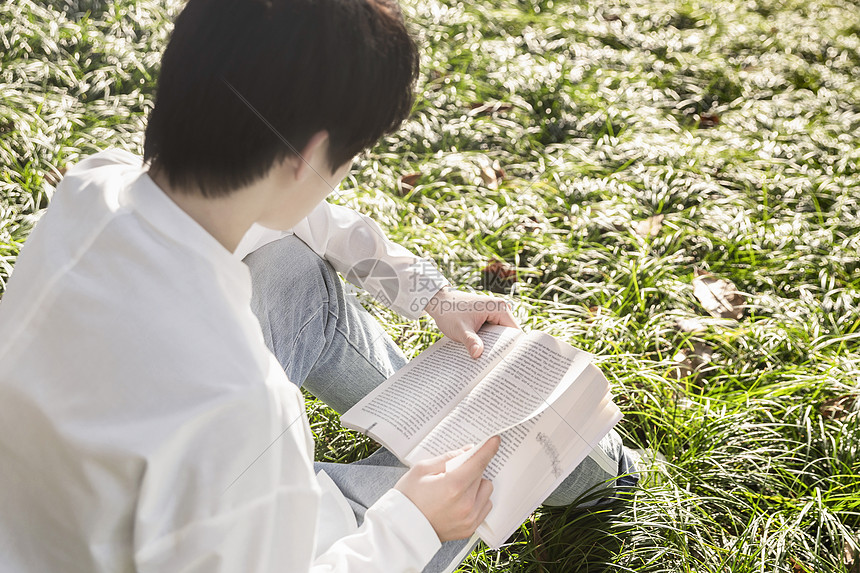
xmin=397 ymin=171 xmax=421 ymax=195
xmin=696 ymin=113 xmax=721 ymax=128
xmin=528 ymin=515 xmax=548 ymax=562
xmin=819 ymin=395 xmax=858 ymax=421
xmin=671 ymin=341 xmax=714 ymax=384
xmin=481 ymin=259 xmax=516 ymax=294
xmin=844 ymin=533 xmax=860 ymax=573
xmin=692 ymin=272 xmax=745 ymax=320
xmin=43 ymin=165 xmax=67 ymax=187
xmin=480 ymin=164 xmax=497 ymax=188
xmin=789 ymin=556 xmax=817 ymax=573
xmin=477 ymin=156 xmax=506 ymax=189
xmin=634 ymin=214 xmax=664 ymax=237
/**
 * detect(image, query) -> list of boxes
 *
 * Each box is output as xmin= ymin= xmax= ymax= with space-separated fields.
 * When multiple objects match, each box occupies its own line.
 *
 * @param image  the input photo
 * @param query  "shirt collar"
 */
xmin=120 ymin=170 xmax=251 ymax=291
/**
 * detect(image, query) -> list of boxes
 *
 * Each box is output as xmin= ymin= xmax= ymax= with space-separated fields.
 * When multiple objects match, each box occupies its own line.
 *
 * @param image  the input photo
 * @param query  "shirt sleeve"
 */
xmin=311 ymin=489 xmax=442 ymax=573
xmin=132 ymin=379 xmax=441 ymax=573
xmin=136 ymin=488 xmax=442 ymax=573
xmin=238 ymin=200 xmax=449 ymax=319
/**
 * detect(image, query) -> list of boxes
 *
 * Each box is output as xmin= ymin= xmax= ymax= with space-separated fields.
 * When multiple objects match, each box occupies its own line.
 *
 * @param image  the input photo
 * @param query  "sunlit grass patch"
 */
xmin=2 ymin=0 xmax=859 ymax=570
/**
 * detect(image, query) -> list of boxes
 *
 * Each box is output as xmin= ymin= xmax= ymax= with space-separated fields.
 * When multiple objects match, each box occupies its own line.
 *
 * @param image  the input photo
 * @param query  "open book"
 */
xmin=341 ymin=324 xmax=623 ymax=549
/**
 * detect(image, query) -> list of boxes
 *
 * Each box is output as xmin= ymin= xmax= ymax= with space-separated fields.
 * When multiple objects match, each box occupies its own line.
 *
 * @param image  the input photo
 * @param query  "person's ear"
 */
xmin=293 ymin=130 xmax=330 ymax=183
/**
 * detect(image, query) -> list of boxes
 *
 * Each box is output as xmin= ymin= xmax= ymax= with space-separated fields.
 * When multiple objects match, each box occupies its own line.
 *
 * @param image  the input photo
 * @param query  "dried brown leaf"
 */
xmin=670 ymin=341 xmax=714 ymax=385
xmin=692 ymin=273 xmax=745 ymax=320
xmin=44 ymin=165 xmax=68 ymax=187
xmin=492 ymin=159 xmax=506 ymax=181
xmin=481 ymin=259 xmax=517 ymax=294
xmin=844 ymin=533 xmax=860 ymax=573
xmin=820 ymin=394 xmax=858 ymax=421
xmin=671 ymin=350 xmax=694 ymax=380
xmin=477 ymin=157 xmax=505 ymax=189
xmin=697 ymin=113 xmax=721 ymax=128
xmin=480 ymin=164 xmax=497 ymax=188
xmin=397 ymin=171 xmax=421 ymax=196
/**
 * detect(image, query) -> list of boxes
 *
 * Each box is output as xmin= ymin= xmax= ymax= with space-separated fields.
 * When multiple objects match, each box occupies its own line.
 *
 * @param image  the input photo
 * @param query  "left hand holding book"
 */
xmin=394 ymin=437 xmax=502 ymax=542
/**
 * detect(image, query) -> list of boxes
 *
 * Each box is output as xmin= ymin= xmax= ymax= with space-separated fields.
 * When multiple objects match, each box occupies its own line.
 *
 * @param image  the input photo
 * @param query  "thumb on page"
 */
xmin=465 ymin=330 xmax=484 ymax=358
xmin=420 ymin=445 xmax=473 ymax=474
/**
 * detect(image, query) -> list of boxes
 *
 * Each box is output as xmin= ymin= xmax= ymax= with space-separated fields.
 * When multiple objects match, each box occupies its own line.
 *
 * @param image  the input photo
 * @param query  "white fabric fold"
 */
xmin=234 ymin=200 xmax=449 ymax=319
xmin=0 ymin=149 xmax=442 ymax=573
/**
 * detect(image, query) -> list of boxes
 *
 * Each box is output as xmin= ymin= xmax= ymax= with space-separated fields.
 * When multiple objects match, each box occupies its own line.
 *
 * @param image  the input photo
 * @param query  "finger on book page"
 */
xmin=422 ymin=444 xmax=474 ymax=474
xmin=464 ymin=330 xmax=484 ymax=358
xmin=444 ymin=437 xmax=489 ymax=473
xmin=445 ymin=435 xmax=500 ymax=476
xmin=485 ymin=304 xmax=519 ymax=329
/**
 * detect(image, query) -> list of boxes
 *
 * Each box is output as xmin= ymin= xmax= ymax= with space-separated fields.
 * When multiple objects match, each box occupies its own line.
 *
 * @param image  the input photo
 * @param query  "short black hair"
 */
xmin=144 ymin=0 xmax=419 ymax=197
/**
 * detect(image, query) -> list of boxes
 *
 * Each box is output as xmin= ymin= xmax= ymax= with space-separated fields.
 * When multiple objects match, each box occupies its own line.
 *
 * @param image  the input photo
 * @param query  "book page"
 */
xmin=405 ymin=331 xmax=592 ymax=464
xmin=340 ymin=325 xmax=521 ymax=458
xmin=501 ymin=398 xmax=621 ymax=527
xmin=478 ymin=365 xmax=622 ymax=548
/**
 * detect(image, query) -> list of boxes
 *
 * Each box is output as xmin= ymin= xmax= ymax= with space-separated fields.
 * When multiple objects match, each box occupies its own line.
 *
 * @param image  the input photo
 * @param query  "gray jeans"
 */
xmin=244 ymin=235 xmax=638 ymax=573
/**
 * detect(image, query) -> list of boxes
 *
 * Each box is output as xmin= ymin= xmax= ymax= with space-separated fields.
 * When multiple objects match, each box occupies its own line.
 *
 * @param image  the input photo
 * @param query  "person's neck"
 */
xmin=148 ymin=168 xmax=262 ymax=253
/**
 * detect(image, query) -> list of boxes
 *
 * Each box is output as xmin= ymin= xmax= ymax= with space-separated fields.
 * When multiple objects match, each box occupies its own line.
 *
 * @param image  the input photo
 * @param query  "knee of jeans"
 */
xmin=541 ymin=431 xmax=634 ymax=507
xmin=244 ymin=235 xmax=337 ymax=309
xmin=244 ymin=236 xmax=341 ymax=382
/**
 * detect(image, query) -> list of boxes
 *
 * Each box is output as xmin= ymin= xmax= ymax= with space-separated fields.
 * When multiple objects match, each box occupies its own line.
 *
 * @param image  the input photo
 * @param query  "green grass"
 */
xmin=2 ymin=0 xmax=859 ymax=570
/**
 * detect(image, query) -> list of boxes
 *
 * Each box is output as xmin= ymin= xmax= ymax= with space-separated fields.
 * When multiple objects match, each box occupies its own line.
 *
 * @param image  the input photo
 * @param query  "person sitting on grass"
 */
xmin=0 ymin=0 xmax=638 ymax=571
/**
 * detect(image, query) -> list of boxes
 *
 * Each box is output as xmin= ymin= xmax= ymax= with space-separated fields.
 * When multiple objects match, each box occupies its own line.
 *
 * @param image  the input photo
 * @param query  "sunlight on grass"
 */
xmin=1 ymin=0 xmax=858 ymax=570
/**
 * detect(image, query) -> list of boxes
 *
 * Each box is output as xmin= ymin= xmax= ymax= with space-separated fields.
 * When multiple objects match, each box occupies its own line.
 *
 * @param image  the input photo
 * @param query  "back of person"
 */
xmin=0 ymin=150 xmax=319 ymax=571
xmin=0 ymin=0 xmax=570 ymax=569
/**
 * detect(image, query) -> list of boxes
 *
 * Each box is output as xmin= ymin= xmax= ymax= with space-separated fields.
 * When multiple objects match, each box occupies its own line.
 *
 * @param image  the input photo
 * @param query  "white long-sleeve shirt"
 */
xmin=0 ymin=149 xmax=444 ymax=571
xmin=235 ymin=198 xmax=448 ymax=320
